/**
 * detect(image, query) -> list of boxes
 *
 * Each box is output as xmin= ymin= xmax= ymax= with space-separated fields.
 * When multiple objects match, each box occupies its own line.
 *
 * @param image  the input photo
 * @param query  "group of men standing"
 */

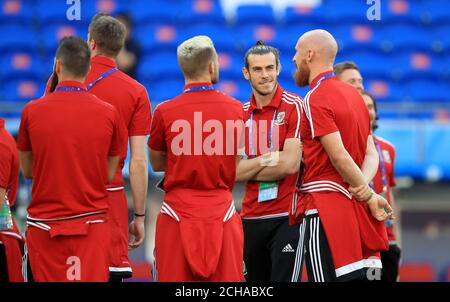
xmin=0 ymin=13 xmax=400 ymax=282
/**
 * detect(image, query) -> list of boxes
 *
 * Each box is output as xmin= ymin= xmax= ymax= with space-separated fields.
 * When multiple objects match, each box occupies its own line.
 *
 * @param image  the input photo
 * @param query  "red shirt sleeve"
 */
xmin=0 ymin=144 xmax=12 ymax=189
xmin=307 ymin=92 xmax=338 ymax=139
xmin=109 ymin=108 xmax=127 ymax=156
xmin=129 ymin=87 xmax=152 ymax=136
xmin=285 ymin=100 xmax=302 ymax=139
xmin=148 ymin=106 xmax=166 ymax=151
xmin=17 ymin=106 xmax=32 ymax=151
xmin=389 ymin=145 xmax=396 ymax=187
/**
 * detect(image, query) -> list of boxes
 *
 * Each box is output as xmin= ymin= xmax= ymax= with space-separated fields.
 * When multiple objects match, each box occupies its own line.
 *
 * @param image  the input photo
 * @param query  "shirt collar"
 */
xmin=249 ymin=84 xmax=284 ymax=112
xmin=310 ymin=70 xmax=336 ymax=89
xmin=91 ymin=55 xmax=118 ymax=68
xmin=183 ymin=82 xmax=213 ymax=91
xmin=0 ymin=119 xmax=4 ymax=129
xmin=56 ymin=81 xmax=87 ymax=90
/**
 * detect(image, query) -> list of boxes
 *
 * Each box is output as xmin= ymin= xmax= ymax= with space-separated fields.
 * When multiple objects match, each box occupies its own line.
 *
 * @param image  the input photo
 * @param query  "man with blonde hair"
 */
xmin=148 ymin=36 xmax=245 ymax=281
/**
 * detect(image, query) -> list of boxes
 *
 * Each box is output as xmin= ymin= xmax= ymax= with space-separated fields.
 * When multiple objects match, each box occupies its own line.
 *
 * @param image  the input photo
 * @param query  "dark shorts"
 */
xmin=242 ymin=217 xmax=300 ymax=282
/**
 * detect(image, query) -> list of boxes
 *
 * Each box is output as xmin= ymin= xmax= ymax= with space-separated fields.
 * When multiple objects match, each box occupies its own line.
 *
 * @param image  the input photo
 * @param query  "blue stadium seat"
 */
xmin=235 ymin=5 xmax=275 ymax=26
xmin=2 ymin=79 xmax=44 ymax=102
xmin=283 ymin=5 xmax=327 ymax=26
xmin=323 ymin=0 xmax=370 ymax=24
xmin=137 ymin=53 xmax=181 ymax=82
xmin=379 ymin=0 xmax=423 ymax=25
xmin=135 ymin=24 xmax=179 ymax=53
xmin=435 ymin=24 xmax=450 ymax=53
xmin=147 ymin=78 xmax=185 ymax=103
xmin=178 ymin=0 xmax=226 ymax=27
xmin=405 ymin=79 xmax=449 ymax=103
xmin=235 ymin=24 xmax=279 ymax=51
xmin=331 ymin=24 xmax=384 ymax=54
xmin=179 ymin=24 xmax=236 ymax=52
xmin=337 ymin=51 xmax=395 ymax=79
xmin=366 ymin=79 xmax=405 ymax=102
xmin=0 ymin=25 xmax=39 ymax=53
xmin=380 ymin=25 xmax=435 ymax=52
xmin=274 ymin=23 xmax=320 ymax=52
xmin=420 ymin=0 xmax=450 ymax=25
xmin=0 ymin=0 xmax=33 ymax=26
xmin=394 ymin=52 xmax=446 ymax=80
xmin=36 ymin=0 xmax=85 ymax=26
xmin=217 ymin=50 xmax=243 ymax=80
xmin=83 ymin=0 xmax=132 ymax=20
xmin=130 ymin=0 xmax=183 ymax=26
xmin=40 ymin=23 xmax=88 ymax=55
xmin=216 ymin=79 xmax=251 ymax=103
xmin=0 ymin=52 xmax=44 ymax=81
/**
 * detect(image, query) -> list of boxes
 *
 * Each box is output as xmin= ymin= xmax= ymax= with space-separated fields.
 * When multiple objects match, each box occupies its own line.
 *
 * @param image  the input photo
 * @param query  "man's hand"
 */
xmin=366 ymin=194 xmax=394 ymax=222
xmin=349 ymin=184 xmax=372 ymax=201
xmin=259 ymin=151 xmax=280 ymax=167
xmin=128 ymin=217 xmax=145 ymax=250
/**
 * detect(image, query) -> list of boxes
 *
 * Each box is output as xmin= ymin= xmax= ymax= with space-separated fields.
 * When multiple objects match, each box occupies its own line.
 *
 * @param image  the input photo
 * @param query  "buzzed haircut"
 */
xmin=177 ymin=35 xmax=217 ymax=78
xmin=55 ymin=36 xmax=91 ymax=78
xmin=333 ymin=61 xmax=360 ymax=77
xmin=88 ymin=13 xmax=126 ymax=57
xmin=244 ymin=40 xmax=280 ymax=70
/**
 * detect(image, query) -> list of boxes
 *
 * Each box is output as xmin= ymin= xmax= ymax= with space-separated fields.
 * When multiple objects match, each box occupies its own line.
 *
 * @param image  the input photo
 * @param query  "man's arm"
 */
xmin=129 ymin=136 xmax=148 ymax=215
xmin=253 ymin=138 xmax=302 ymax=181
xmin=235 ymin=156 xmax=265 ymax=182
xmin=360 ymin=135 xmax=379 ymax=184
xmin=107 ymin=155 xmax=120 ymax=184
xmin=0 ymin=188 xmax=5 ymax=208
xmin=18 ymin=151 xmax=33 ymax=179
xmin=149 ymin=148 xmax=167 ymax=172
xmin=320 ymin=131 xmax=393 ymax=221
xmin=128 ymin=136 xmax=148 ymax=250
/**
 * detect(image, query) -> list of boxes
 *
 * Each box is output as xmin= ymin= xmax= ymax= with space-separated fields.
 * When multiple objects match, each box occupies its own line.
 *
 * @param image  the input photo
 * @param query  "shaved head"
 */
xmin=296 ymin=29 xmax=338 ymax=65
xmin=292 ymin=29 xmax=338 ymax=87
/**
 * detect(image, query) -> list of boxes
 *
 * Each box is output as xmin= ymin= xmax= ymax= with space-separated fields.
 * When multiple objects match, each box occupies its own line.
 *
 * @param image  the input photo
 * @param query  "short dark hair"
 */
xmin=55 ymin=36 xmax=91 ymax=78
xmin=361 ymin=90 xmax=379 ymax=130
xmin=244 ymin=40 xmax=280 ymax=70
xmin=333 ymin=61 xmax=360 ymax=77
xmin=88 ymin=13 xmax=126 ymax=57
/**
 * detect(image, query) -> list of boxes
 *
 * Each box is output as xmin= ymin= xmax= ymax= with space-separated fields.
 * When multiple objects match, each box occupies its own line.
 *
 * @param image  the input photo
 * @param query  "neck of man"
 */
xmin=57 ymin=73 xmax=85 ymax=85
xmin=184 ymin=74 xmax=212 ymax=86
xmin=308 ymin=63 xmax=334 ymax=85
xmin=253 ymin=86 xmax=277 ymax=109
xmin=91 ymin=50 xmax=116 ymax=61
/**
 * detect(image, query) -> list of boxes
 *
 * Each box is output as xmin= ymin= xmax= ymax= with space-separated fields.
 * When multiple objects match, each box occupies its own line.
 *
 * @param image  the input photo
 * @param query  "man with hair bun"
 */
xmin=148 ymin=35 xmax=245 ymax=281
xmin=236 ymin=41 xmax=303 ymax=282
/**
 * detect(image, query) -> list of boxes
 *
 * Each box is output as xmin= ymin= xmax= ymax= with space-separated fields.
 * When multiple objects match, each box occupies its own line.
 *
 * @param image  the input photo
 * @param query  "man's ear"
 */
xmin=55 ymin=59 xmax=62 ymax=75
xmin=277 ymin=63 xmax=281 ymax=76
xmin=242 ymin=67 xmax=250 ymax=81
xmin=307 ymin=49 xmax=314 ymax=63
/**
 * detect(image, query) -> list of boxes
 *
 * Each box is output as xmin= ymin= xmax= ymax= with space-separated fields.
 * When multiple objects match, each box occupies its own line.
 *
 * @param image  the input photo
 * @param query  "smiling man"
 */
xmin=236 ymin=41 xmax=303 ymax=282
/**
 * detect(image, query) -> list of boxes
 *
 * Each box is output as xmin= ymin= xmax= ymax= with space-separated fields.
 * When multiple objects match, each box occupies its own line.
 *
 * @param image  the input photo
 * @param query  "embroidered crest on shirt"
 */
xmin=275 ymin=111 xmax=285 ymax=125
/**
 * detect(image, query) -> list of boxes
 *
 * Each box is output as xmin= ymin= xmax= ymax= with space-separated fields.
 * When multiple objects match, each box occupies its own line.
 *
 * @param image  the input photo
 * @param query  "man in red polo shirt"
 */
xmin=148 ymin=36 xmax=244 ymax=281
xmin=17 ymin=37 xmax=124 ymax=282
xmin=0 ymin=119 xmax=24 ymax=282
xmin=235 ymin=41 xmax=302 ymax=282
xmin=46 ymin=14 xmax=152 ymax=281
xmin=290 ymin=30 xmax=393 ymax=282
xmin=334 ymin=61 xmax=401 ymax=282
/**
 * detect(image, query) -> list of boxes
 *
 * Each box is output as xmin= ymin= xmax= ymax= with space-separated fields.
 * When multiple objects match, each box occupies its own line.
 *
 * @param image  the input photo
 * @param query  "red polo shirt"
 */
xmin=46 ymin=56 xmax=152 ymax=189
xmin=0 ymin=119 xmax=19 ymax=207
xmin=148 ymin=82 xmax=243 ymax=204
xmin=17 ymin=81 xmax=125 ymax=220
xmin=373 ymin=135 xmax=397 ymax=241
xmin=300 ymin=71 xmax=370 ymax=199
xmin=241 ymin=85 xmax=303 ymax=219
